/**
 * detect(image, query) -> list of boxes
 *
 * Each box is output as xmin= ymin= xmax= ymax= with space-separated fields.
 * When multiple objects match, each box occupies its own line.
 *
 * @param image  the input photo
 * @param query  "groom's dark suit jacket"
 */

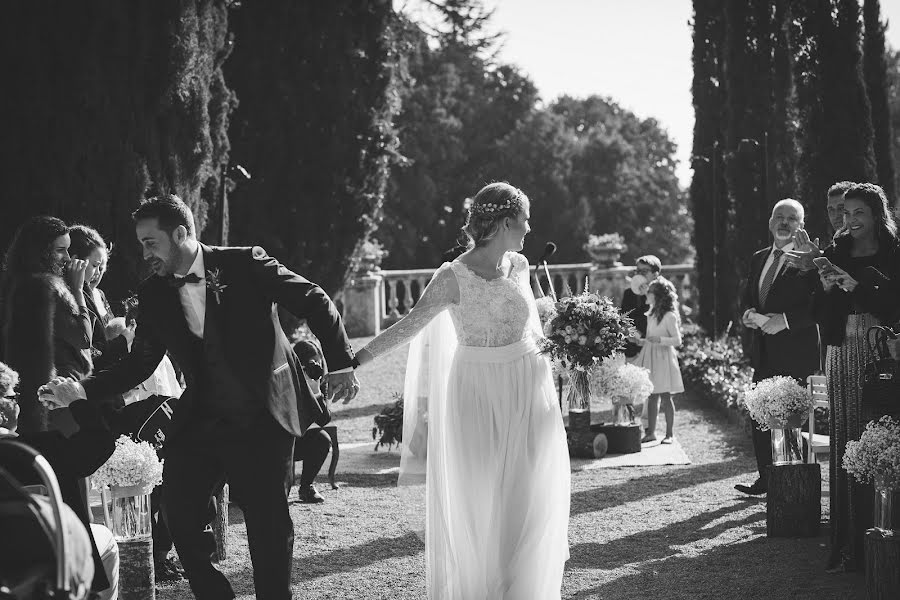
xmin=743 ymin=246 xmax=820 ymax=382
xmin=81 ymin=244 xmax=354 ymax=443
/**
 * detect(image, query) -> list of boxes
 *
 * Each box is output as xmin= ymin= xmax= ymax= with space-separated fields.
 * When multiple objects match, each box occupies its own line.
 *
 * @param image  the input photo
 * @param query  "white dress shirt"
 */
xmin=177 ymin=247 xmax=207 ymax=339
xmin=757 ymin=241 xmax=794 ymax=329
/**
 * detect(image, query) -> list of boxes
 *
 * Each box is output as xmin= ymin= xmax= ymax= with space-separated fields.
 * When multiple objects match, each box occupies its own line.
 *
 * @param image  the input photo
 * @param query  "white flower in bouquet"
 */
xmin=843 ymin=416 xmax=900 ymax=489
xmin=591 ymin=354 xmax=653 ymax=404
xmin=741 ymin=375 xmax=813 ymax=430
xmin=535 ymin=296 xmax=557 ymax=332
xmin=91 ymin=435 xmax=164 ymax=491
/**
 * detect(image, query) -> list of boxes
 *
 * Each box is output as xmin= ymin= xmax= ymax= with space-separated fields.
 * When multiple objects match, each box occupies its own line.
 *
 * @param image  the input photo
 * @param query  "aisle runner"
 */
xmin=571 ymin=438 xmax=691 ymax=470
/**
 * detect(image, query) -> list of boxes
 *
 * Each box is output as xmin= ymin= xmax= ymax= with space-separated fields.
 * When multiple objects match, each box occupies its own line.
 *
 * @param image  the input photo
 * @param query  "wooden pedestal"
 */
xmin=119 ymin=537 xmax=155 ymax=600
xmin=592 ymin=424 xmax=641 ymax=454
xmin=865 ymin=529 xmax=900 ymax=599
xmin=766 ymin=463 xmax=821 ymax=537
xmin=212 ymin=483 xmax=229 ymax=563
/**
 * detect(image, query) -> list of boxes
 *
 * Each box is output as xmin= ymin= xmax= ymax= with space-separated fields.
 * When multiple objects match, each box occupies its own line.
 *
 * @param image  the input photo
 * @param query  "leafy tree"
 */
xmin=690 ymin=0 xmax=731 ymax=335
xmin=863 ymin=0 xmax=896 ymax=202
xmin=0 ymin=0 xmax=234 ymax=303
xmin=225 ymin=0 xmax=401 ymax=296
xmin=888 ymin=47 xmax=900 ymax=202
xmin=790 ymin=0 xmax=877 ymax=236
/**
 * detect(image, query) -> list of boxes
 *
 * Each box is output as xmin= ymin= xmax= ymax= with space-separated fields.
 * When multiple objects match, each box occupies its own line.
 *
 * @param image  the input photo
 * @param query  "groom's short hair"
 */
xmin=132 ymin=194 xmax=195 ymax=238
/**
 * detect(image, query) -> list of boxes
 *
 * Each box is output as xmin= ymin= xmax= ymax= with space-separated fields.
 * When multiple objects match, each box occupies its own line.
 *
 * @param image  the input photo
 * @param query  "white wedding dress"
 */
xmin=363 ymin=252 xmax=570 ymax=599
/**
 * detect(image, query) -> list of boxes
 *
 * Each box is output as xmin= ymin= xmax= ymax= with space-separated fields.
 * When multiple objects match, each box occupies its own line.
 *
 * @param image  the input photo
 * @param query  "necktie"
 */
xmin=167 ymin=272 xmax=202 ymax=288
xmin=758 ymin=249 xmax=783 ymax=309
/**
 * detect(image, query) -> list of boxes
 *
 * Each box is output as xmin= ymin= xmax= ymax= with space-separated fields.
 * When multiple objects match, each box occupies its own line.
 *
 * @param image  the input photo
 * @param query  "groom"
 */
xmin=43 ymin=195 xmax=360 ymax=599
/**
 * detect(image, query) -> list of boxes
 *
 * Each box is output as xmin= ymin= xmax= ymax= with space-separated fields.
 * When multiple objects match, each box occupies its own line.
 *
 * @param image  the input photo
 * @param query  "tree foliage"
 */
xmin=863 ymin=0 xmax=897 ymax=203
xmin=0 ymin=0 xmax=234 ymax=303
xmin=225 ymin=0 xmax=401 ymax=296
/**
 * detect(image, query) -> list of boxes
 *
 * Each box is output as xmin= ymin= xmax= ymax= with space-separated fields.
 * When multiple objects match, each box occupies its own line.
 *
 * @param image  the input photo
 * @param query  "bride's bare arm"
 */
xmin=355 ymin=263 xmax=459 ymax=365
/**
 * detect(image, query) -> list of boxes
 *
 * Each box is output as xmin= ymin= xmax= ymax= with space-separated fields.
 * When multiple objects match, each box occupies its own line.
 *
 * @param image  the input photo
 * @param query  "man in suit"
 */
xmin=736 ymin=199 xmax=820 ymax=496
xmin=43 ymin=195 xmax=360 ymax=600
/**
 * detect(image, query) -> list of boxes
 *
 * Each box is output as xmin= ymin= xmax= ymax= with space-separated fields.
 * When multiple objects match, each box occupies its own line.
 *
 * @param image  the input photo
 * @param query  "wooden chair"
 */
xmin=801 ymin=375 xmax=830 ymax=464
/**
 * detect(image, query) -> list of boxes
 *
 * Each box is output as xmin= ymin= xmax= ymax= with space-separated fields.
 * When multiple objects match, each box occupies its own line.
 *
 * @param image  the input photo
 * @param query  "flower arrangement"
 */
xmin=539 ymin=291 xmax=635 ymax=409
xmin=741 ymin=375 xmax=813 ymax=430
xmin=592 ymin=354 xmax=653 ymax=404
xmin=373 ymin=394 xmax=404 ymax=451
xmin=585 ymin=232 xmax=626 ymax=252
xmin=843 ymin=416 xmax=900 ymax=489
xmin=539 ymin=292 xmax=635 ymax=372
xmin=91 ymin=435 xmax=164 ymax=491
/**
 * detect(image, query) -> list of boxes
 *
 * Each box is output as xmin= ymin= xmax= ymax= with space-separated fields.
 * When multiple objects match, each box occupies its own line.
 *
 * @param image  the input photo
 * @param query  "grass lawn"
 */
xmin=157 ymin=337 xmax=865 ymax=599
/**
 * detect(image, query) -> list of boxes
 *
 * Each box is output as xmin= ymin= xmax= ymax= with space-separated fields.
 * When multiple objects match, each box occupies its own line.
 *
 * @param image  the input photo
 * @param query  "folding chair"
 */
xmin=801 ymin=375 xmax=830 ymax=463
xmin=0 ymin=439 xmax=91 ymax=599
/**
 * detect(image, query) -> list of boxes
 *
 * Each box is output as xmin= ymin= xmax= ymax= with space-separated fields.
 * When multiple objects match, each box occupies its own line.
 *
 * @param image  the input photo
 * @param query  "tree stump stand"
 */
xmin=119 ymin=538 xmax=155 ymax=600
xmin=212 ymin=483 xmax=229 ymax=563
xmin=592 ymin=423 xmax=641 ymax=454
xmin=766 ymin=463 xmax=820 ymax=537
xmin=865 ymin=529 xmax=900 ymax=599
xmin=566 ymin=410 xmax=595 ymax=458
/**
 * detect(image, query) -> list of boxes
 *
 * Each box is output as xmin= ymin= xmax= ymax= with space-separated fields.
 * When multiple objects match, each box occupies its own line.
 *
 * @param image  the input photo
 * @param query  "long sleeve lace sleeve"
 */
xmin=362 ymin=263 xmax=459 ymax=360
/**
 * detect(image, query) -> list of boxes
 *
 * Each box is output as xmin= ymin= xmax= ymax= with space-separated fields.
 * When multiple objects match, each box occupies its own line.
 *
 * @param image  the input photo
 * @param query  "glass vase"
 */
xmin=566 ymin=369 xmax=592 ymax=411
xmin=101 ymin=484 xmax=153 ymax=541
xmin=873 ymin=476 xmax=897 ymax=536
xmin=770 ymin=427 xmax=804 ymax=466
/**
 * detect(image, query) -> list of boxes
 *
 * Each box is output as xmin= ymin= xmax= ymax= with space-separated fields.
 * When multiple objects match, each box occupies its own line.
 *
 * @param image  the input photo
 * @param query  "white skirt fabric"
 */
xmin=426 ymin=337 xmax=570 ymax=599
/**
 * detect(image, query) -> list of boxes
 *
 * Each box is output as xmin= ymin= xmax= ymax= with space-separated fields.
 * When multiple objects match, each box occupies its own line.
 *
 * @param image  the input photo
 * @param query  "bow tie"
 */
xmin=167 ymin=273 xmax=203 ymax=288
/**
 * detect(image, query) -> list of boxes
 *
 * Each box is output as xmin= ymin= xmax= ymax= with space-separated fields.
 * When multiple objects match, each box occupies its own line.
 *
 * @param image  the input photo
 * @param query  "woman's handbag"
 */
xmin=861 ymin=325 xmax=900 ymax=423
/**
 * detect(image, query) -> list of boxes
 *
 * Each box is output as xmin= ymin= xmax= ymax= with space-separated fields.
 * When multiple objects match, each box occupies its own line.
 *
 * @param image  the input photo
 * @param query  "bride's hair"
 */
xmin=461 ymin=182 xmax=528 ymax=249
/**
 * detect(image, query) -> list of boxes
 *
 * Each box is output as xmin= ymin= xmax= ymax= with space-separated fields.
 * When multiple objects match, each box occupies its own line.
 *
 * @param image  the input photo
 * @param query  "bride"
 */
xmin=354 ymin=182 xmax=570 ymax=599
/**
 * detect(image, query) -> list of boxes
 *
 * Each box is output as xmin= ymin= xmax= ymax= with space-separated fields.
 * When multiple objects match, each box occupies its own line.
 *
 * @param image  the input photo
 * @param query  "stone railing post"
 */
xmin=343 ymin=271 xmax=383 ymax=338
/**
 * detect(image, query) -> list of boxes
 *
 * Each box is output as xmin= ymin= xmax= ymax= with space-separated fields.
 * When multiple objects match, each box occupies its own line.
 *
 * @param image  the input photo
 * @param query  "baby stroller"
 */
xmin=0 ymin=439 xmax=94 ymax=600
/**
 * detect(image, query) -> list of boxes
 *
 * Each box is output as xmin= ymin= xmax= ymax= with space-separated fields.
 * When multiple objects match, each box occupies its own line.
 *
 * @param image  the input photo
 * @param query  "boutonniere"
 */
xmin=206 ymin=268 xmax=228 ymax=304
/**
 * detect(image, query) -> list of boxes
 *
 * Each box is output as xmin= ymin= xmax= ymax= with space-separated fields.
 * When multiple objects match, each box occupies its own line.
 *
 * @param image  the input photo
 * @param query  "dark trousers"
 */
xmin=151 ymin=486 xmax=173 ymax=560
xmin=292 ymin=428 xmax=332 ymax=487
xmin=163 ymin=413 xmax=294 ymax=600
xmin=751 ymin=421 xmax=772 ymax=482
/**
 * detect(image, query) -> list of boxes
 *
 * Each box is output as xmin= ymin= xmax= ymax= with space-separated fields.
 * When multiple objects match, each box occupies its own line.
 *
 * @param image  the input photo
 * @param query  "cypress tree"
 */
xmin=790 ymin=0 xmax=877 ymax=237
xmin=690 ymin=0 xmax=730 ymax=335
xmin=863 ymin=0 xmax=896 ymax=202
xmin=0 ymin=0 xmax=234 ymax=303
xmin=225 ymin=0 xmax=401 ymax=296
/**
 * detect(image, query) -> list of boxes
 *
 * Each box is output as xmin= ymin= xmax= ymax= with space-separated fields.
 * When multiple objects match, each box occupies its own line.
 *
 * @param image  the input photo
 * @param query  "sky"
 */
xmin=397 ymin=0 xmax=900 ymax=188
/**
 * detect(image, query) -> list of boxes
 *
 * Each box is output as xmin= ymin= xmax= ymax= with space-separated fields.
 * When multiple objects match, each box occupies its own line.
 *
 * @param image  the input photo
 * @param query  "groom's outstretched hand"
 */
xmin=324 ymin=371 xmax=360 ymax=404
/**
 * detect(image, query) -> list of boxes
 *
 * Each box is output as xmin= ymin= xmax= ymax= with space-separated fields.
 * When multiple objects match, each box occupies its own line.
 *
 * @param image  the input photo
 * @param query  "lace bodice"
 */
xmin=363 ymin=252 xmax=542 ymax=358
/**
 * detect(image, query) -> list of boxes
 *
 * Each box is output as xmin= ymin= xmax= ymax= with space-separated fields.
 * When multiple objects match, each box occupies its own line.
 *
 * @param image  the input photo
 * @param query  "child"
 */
xmin=634 ymin=279 xmax=684 ymax=444
xmin=291 ymin=339 xmax=333 ymax=503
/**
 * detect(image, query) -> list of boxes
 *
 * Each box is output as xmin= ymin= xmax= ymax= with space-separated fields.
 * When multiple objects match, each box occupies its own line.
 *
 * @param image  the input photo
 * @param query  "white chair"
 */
xmin=802 ymin=375 xmax=830 ymax=463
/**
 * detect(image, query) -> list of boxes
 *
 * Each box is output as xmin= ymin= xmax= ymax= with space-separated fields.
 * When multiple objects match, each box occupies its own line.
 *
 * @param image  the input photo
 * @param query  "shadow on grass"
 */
xmin=568 ymin=502 xmax=764 ymax=571
xmin=331 ymin=401 xmax=398 ymax=422
xmin=571 ymin=457 xmax=747 ymax=517
xmin=331 ymin=472 xmax=401 ymax=489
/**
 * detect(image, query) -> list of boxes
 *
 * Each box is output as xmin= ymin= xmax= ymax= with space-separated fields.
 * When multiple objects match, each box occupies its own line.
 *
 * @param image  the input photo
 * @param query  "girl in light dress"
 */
xmin=353 ymin=182 xmax=570 ymax=600
xmin=635 ymin=278 xmax=684 ymax=444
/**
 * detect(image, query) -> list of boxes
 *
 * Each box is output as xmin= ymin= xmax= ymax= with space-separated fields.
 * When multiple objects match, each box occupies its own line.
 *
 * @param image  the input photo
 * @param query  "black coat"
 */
xmin=743 ymin=246 xmax=820 ymax=381
xmin=81 ymin=244 xmax=354 ymax=443
xmin=620 ymin=288 xmax=649 ymax=358
xmin=813 ymin=236 xmax=900 ymax=346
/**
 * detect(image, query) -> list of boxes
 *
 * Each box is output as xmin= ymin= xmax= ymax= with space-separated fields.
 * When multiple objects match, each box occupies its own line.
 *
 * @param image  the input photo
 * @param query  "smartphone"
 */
xmin=812 ymin=257 xmax=837 ymax=273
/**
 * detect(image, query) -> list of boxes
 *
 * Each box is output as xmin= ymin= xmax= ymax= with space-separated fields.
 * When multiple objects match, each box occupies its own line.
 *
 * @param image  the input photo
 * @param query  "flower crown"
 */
xmin=469 ymin=188 xmax=525 ymax=216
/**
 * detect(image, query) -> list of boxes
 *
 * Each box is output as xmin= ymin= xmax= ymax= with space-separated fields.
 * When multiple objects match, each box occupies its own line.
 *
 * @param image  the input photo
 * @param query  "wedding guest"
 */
xmin=634 ymin=278 xmax=683 ymax=444
xmin=292 ymin=339 xmax=333 ymax=504
xmin=68 ymin=225 xmax=132 ymax=371
xmin=0 ymin=361 xmax=118 ymax=599
xmin=621 ymin=255 xmax=661 ymax=359
xmin=812 ymin=182 xmax=900 ymax=572
xmin=736 ymin=199 xmax=820 ymax=497
xmin=0 ymin=216 xmax=92 ymax=434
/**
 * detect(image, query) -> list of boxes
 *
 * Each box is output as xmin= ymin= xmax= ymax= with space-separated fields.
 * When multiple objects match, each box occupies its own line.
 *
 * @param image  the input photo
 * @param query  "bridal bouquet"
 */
xmin=741 ymin=376 xmax=813 ymax=430
xmin=539 ymin=291 xmax=635 ymax=409
xmin=843 ymin=416 xmax=900 ymax=489
xmin=91 ymin=435 xmax=164 ymax=491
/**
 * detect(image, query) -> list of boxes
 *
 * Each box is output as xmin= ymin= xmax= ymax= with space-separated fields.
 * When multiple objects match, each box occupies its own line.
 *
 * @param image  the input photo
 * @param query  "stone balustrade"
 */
xmin=341 ymin=262 xmax=697 ymax=337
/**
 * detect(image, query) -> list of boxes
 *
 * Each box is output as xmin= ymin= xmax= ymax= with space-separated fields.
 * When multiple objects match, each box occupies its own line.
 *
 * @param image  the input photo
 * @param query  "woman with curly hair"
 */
xmin=0 ymin=216 xmax=92 ymax=433
xmin=634 ymin=277 xmax=684 ymax=444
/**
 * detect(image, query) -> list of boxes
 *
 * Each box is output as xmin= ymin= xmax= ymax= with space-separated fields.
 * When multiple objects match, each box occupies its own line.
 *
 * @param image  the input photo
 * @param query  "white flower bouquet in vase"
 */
xmin=592 ymin=354 xmax=653 ymax=425
xmin=92 ymin=435 xmax=164 ymax=540
xmin=843 ymin=416 xmax=900 ymax=535
xmin=742 ymin=376 xmax=814 ymax=466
